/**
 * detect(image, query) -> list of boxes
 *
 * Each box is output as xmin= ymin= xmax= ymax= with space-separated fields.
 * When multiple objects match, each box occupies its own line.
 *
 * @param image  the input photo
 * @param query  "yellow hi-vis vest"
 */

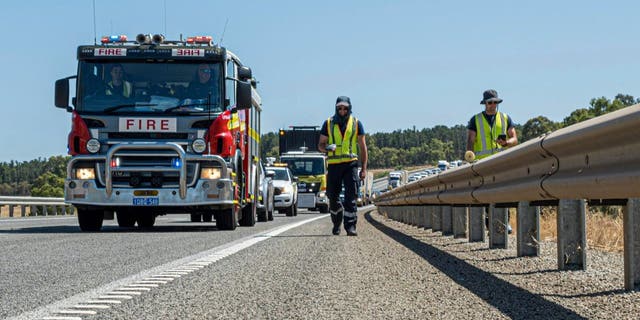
xmin=327 ymin=116 xmax=358 ymax=165
xmin=473 ymin=112 xmax=509 ymax=160
xmin=106 ymin=81 xmax=132 ymax=98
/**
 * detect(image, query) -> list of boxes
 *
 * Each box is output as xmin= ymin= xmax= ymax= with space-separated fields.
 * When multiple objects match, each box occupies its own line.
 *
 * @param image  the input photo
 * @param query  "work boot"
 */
xmin=330 ymin=210 xmax=343 ymax=235
xmin=346 ymin=225 xmax=357 ymax=236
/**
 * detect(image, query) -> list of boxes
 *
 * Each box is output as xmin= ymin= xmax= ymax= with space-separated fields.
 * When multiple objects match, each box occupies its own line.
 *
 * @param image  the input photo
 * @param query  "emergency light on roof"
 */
xmin=101 ymin=35 xmax=127 ymax=44
xmin=187 ymin=36 xmax=213 ymax=44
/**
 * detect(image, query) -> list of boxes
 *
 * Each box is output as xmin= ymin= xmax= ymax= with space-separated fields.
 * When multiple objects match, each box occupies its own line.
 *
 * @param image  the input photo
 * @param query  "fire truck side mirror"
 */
xmin=235 ymin=80 xmax=252 ymax=110
xmin=238 ymin=66 xmax=252 ymax=81
xmin=55 ymin=78 xmax=70 ymax=109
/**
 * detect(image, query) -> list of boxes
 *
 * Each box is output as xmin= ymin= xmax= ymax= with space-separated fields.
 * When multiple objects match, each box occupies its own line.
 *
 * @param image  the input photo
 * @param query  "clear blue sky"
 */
xmin=1 ymin=0 xmax=638 ymax=161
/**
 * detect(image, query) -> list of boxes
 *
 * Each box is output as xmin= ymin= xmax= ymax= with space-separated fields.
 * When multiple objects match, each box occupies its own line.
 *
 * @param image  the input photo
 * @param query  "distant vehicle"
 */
xmin=437 ymin=160 xmax=450 ymax=171
xmin=267 ymin=165 xmax=298 ymax=216
xmin=257 ymin=162 xmax=275 ymax=222
xmin=357 ymin=169 xmax=374 ymax=206
xmin=388 ymin=170 xmax=408 ymax=189
xmin=278 ymin=126 xmax=329 ymax=213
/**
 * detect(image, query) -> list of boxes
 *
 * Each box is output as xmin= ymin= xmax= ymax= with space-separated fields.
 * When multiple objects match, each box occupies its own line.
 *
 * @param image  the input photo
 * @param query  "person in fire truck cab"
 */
xmin=187 ymin=64 xmax=218 ymax=100
xmin=104 ymin=64 xmax=133 ymax=98
xmin=318 ymin=96 xmax=368 ymax=236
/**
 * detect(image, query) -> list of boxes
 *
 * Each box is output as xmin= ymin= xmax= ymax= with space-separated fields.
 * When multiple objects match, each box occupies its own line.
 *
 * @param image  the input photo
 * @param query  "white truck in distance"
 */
xmin=387 ymin=170 xmax=408 ymax=190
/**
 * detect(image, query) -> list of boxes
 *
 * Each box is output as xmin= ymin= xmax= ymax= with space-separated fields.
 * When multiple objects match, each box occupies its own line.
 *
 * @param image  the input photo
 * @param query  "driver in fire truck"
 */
xmin=104 ymin=64 xmax=133 ymax=98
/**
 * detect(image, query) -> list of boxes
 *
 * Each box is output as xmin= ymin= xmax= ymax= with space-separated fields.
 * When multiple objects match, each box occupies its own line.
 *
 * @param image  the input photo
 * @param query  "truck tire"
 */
xmin=267 ymin=209 xmax=274 ymax=221
xmin=190 ymin=213 xmax=202 ymax=222
xmin=293 ymin=203 xmax=298 ymax=216
xmin=257 ymin=209 xmax=267 ymax=222
xmin=117 ymin=210 xmax=136 ymax=227
xmin=285 ymin=205 xmax=294 ymax=217
xmin=77 ymin=209 xmax=104 ymax=232
xmin=216 ymin=208 xmax=237 ymax=230
xmin=137 ymin=213 xmax=156 ymax=228
xmin=240 ymin=202 xmax=256 ymax=226
xmin=320 ymin=205 xmax=329 ymax=214
xmin=202 ymin=212 xmax=213 ymax=222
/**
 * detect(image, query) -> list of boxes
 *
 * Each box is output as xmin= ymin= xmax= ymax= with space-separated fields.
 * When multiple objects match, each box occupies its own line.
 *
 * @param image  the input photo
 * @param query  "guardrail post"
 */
xmin=412 ymin=206 xmax=418 ymax=226
xmin=8 ymin=205 xmax=14 ymax=217
xmin=42 ymin=205 xmax=48 ymax=216
xmin=20 ymin=205 xmax=26 ymax=217
xmin=423 ymin=206 xmax=432 ymax=229
xmin=469 ymin=206 xmax=485 ymax=242
xmin=432 ymin=206 xmax=442 ymax=232
xmin=452 ymin=206 xmax=468 ymax=238
xmin=624 ymin=198 xmax=640 ymax=290
xmin=489 ymin=204 xmax=508 ymax=249
xmin=517 ymin=201 xmax=540 ymax=257
xmin=415 ymin=206 xmax=423 ymax=228
xmin=557 ymin=199 xmax=587 ymax=270
xmin=442 ymin=206 xmax=453 ymax=236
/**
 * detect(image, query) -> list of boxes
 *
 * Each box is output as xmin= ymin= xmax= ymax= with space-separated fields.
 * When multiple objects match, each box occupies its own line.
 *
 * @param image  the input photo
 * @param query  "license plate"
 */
xmin=133 ymin=197 xmax=159 ymax=206
xmin=298 ymin=188 xmax=306 ymax=192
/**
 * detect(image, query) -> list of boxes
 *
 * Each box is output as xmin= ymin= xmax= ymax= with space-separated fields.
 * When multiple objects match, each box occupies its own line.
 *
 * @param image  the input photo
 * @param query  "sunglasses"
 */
xmin=337 ymin=106 xmax=349 ymax=111
xmin=486 ymin=101 xmax=499 ymax=105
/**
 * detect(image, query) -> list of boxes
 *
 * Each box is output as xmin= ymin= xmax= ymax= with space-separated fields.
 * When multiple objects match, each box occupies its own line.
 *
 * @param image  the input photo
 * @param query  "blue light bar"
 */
xmin=101 ymin=35 xmax=128 ymax=44
xmin=172 ymin=158 xmax=182 ymax=168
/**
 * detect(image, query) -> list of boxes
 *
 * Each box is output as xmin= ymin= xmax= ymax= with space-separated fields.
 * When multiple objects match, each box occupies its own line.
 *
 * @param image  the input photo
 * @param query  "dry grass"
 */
xmin=517 ymin=206 xmax=624 ymax=253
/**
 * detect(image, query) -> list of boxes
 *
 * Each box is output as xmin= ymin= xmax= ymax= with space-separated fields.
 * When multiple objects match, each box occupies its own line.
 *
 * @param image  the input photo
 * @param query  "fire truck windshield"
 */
xmin=76 ymin=61 xmax=224 ymax=114
xmin=281 ymin=158 xmax=326 ymax=176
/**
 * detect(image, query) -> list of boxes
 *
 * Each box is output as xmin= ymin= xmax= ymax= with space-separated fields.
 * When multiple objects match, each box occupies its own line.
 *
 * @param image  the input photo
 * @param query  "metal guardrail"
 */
xmin=0 ymin=196 xmax=75 ymax=218
xmin=374 ymin=104 xmax=640 ymax=290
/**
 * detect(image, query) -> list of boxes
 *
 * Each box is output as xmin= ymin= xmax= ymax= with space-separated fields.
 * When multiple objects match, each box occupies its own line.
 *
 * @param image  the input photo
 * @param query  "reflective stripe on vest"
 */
xmin=327 ymin=116 xmax=358 ymax=165
xmin=106 ymin=81 xmax=132 ymax=98
xmin=473 ymin=112 xmax=508 ymax=159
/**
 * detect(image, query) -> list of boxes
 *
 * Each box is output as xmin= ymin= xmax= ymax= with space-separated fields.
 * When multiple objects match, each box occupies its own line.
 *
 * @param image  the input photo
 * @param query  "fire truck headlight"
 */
xmin=201 ymin=168 xmax=221 ymax=180
xmin=76 ymin=168 xmax=96 ymax=180
xmin=86 ymin=139 xmax=101 ymax=154
xmin=192 ymin=139 xmax=206 ymax=153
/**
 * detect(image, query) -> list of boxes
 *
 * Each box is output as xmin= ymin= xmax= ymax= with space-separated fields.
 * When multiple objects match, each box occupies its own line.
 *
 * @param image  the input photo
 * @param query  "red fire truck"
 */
xmin=54 ymin=33 xmax=262 ymax=231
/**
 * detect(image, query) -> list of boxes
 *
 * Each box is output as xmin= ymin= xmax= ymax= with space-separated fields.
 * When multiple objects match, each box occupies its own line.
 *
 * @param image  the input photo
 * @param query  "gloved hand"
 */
xmin=326 ymin=144 xmax=337 ymax=151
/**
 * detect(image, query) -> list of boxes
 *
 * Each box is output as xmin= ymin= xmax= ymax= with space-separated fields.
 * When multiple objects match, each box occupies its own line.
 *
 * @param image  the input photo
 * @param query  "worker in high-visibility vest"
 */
xmin=318 ymin=96 xmax=368 ymax=236
xmin=466 ymin=89 xmax=517 ymax=234
xmin=466 ymin=89 xmax=518 ymax=160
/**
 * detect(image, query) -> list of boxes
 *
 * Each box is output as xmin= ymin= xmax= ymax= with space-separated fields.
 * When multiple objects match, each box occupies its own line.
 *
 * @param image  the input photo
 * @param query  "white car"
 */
xmin=266 ymin=166 xmax=298 ymax=216
xmin=257 ymin=162 xmax=275 ymax=222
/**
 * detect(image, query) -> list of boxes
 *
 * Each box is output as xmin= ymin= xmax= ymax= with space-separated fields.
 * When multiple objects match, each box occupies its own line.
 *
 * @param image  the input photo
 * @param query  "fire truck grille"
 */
xmin=97 ymin=154 xmax=198 ymax=188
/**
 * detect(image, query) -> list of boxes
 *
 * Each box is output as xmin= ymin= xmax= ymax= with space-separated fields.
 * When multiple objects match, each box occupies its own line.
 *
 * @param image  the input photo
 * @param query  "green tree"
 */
xmin=521 ymin=116 xmax=559 ymax=142
xmin=30 ymin=172 xmax=64 ymax=197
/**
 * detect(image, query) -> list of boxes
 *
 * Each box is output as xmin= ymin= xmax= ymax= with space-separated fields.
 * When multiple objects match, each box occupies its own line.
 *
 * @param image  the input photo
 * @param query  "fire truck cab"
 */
xmin=54 ymin=33 xmax=262 ymax=232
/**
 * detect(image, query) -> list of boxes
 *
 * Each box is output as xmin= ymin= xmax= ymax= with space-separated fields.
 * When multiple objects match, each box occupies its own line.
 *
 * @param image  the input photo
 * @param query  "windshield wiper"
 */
xmin=164 ymin=103 xmax=219 ymax=113
xmin=104 ymin=103 xmax=157 ymax=113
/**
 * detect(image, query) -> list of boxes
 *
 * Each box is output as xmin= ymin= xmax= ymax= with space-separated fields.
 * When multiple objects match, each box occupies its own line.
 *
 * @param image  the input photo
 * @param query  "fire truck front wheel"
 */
xmin=319 ymin=205 xmax=330 ymax=214
xmin=137 ymin=213 xmax=156 ymax=228
xmin=77 ymin=209 xmax=104 ymax=232
xmin=190 ymin=213 xmax=202 ymax=222
xmin=117 ymin=210 xmax=137 ymax=228
xmin=216 ymin=208 xmax=237 ymax=230
xmin=202 ymin=212 xmax=213 ymax=222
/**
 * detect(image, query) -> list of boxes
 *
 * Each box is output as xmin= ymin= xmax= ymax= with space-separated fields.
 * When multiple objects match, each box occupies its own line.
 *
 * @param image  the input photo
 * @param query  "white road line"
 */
xmin=98 ymin=295 xmax=132 ymax=299
xmin=85 ymin=300 xmax=121 ymax=304
xmin=73 ymin=304 xmax=110 ymax=309
xmin=11 ymin=214 xmax=328 ymax=320
xmin=41 ymin=316 xmax=82 ymax=320
xmin=56 ymin=310 xmax=97 ymax=315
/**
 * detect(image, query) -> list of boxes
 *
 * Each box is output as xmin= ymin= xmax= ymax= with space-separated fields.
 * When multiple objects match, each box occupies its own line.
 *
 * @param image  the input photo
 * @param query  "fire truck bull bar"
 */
xmin=66 ymin=142 xmax=228 ymax=201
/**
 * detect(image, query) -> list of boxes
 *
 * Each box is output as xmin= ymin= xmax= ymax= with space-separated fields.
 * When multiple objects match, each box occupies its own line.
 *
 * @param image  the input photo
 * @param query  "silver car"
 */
xmin=257 ymin=162 xmax=275 ymax=222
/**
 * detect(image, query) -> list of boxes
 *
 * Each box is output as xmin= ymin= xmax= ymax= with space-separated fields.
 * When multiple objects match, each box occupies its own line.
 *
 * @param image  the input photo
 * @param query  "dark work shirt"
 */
xmin=321 ymin=117 xmax=365 ymax=137
xmin=467 ymin=111 xmax=514 ymax=132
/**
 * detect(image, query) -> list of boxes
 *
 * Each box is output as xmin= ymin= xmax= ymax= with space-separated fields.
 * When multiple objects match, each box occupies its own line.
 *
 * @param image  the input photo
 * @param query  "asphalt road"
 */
xmin=4 ymin=205 xmax=639 ymax=319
